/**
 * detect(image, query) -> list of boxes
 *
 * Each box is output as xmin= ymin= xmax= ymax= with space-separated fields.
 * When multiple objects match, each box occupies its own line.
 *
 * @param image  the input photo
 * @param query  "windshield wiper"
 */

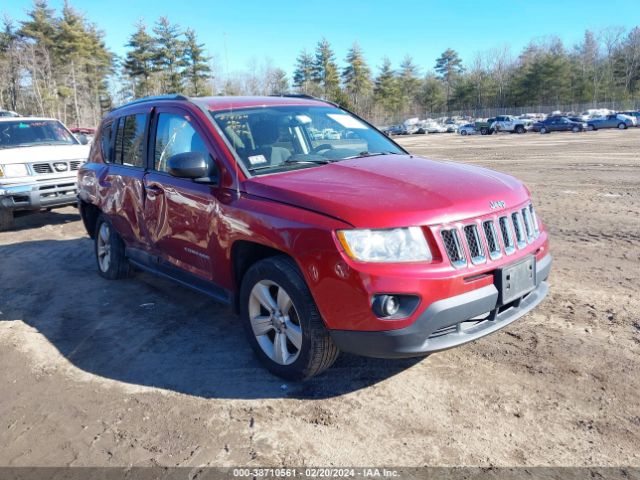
xmin=342 ymin=151 xmax=400 ymax=160
xmin=283 ymin=158 xmax=332 ymax=165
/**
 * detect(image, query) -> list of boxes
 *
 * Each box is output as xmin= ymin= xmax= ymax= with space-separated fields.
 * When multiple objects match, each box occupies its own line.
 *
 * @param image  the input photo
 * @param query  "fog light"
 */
xmin=373 ymin=294 xmax=400 ymax=318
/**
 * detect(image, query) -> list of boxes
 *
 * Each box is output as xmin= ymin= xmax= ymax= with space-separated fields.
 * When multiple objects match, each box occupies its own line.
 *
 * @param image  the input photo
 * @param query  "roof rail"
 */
xmin=114 ymin=94 xmax=190 ymax=110
xmin=269 ymin=93 xmax=337 ymax=107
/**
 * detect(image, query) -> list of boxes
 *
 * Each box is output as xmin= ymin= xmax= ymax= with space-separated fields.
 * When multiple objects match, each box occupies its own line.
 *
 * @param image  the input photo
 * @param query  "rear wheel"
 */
xmin=94 ymin=215 xmax=131 ymax=280
xmin=515 ymin=125 xmax=525 ymax=134
xmin=480 ymin=127 xmax=488 ymax=135
xmin=540 ymin=127 xmax=547 ymax=134
xmin=460 ymin=130 xmax=467 ymax=136
xmin=618 ymin=122 xmax=627 ymax=129
xmin=240 ymin=256 xmax=339 ymax=380
xmin=572 ymin=126 xmax=580 ymax=132
xmin=0 ymin=208 xmax=14 ymax=232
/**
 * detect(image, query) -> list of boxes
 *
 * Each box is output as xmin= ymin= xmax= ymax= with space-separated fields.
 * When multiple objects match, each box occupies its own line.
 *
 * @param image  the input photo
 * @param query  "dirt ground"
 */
xmin=0 ymin=128 xmax=638 ymax=468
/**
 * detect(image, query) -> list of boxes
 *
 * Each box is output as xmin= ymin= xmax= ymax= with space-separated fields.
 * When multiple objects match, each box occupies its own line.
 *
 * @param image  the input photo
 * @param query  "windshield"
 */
xmin=0 ymin=120 xmax=78 ymax=149
xmin=210 ymin=106 xmax=404 ymax=175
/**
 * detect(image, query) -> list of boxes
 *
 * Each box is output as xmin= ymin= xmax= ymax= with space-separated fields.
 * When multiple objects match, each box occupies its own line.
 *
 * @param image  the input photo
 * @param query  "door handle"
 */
xmin=144 ymin=184 xmax=164 ymax=194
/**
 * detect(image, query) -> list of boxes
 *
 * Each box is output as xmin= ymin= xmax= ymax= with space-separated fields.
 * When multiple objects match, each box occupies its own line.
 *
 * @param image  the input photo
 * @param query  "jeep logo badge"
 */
xmin=490 ymin=200 xmax=505 ymax=210
xmin=53 ymin=162 xmax=68 ymax=172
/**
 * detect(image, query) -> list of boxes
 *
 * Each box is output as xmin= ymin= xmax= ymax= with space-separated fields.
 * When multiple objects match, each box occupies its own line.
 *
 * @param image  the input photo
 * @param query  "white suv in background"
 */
xmin=0 ymin=117 xmax=90 ymax=231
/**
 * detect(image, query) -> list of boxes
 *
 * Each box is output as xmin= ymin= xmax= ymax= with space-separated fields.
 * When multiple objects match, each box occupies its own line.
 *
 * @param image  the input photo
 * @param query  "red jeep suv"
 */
xmin=78 ymin=94 xmax=551 ymax=380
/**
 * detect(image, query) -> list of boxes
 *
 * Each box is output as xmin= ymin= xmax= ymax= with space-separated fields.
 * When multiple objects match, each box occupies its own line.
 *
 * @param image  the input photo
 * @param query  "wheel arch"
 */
xmin=79 ymin=200 xmax=101 ymax=239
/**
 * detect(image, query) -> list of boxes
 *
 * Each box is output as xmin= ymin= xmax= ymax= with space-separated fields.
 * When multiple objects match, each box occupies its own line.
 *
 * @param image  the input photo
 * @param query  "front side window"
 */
xmin=0 ymin=120 xmax=77 ymax=149
xmin=210 ymin=106 xmax=404 ymax=176
xmin=154 ymin=113 xmax=209 ymax=172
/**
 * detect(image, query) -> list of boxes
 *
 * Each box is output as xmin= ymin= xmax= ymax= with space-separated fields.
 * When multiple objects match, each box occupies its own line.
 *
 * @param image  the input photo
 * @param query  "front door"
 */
xmin=142 ymin=107 xmax=219 ymax=281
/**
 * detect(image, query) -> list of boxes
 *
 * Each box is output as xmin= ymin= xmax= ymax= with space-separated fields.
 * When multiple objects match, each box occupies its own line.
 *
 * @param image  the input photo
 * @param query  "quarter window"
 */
xmin=153 ymin=113 xmax=209 ymax=172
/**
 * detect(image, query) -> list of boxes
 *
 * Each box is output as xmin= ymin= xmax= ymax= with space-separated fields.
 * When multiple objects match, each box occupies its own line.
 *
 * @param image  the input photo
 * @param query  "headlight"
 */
xmin=0 ymin=164 xmax=29 ymax=177
xmin=337 ymin=227 xmax=432 ymax=263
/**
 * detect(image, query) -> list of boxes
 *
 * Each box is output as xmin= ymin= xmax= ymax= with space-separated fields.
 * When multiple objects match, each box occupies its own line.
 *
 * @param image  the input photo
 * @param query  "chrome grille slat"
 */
xmin=32 ymin=162 xmax=54 ymax=174
xmin=511 ymin=211 xmax=527 ymax=249
xmin=463 ymin=224 xmax=486 ymax=264
xmin=441 ymin=228 xmax=466 ymax=268
xmin=499 ymin=216 xmax=516 ymax=255
xmin=521 ymin=207 xmax=535 ymax=242
xmin=482 ymin=220 xmax=502 ymax=260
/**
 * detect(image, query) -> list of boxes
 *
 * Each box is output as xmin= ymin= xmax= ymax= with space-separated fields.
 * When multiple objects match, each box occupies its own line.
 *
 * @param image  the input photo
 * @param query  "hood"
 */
xmin=0 ymin=144 xmax=90 ymax=165
xmin=244 ymin=154 xmax=530 ymax=228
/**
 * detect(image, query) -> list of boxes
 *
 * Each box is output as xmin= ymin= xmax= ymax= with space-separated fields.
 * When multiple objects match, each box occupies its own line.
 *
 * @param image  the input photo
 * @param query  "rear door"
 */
xmin=142 ymin=106 xmax=220 ymax=281
xmin=101 ymin=109 xmax=150 ymax=248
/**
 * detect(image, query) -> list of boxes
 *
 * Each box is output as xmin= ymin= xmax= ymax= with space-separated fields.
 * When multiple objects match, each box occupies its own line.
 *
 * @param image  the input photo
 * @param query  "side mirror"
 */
xmin=167 ymin=151 xmax=218 ymax=185
xmin=78 ymin=134 xmax=89 ymax=145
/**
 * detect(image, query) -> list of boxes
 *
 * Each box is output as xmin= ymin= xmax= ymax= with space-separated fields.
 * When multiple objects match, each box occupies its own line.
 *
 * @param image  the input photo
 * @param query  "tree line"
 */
xmin=1 ymin=0 xmax=639 ymax=127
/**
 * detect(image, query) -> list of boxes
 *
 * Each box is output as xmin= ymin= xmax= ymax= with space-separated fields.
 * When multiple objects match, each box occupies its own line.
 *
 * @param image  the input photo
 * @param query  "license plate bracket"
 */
xmin=495 ymin=255 xmax=536 ymax=305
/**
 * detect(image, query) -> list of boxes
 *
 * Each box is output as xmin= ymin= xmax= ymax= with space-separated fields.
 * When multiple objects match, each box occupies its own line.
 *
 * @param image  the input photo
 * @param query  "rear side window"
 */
xmin=99 ymin=121 xmax=113 ymax=162
xmin=112 ymin=114 xmax=148 ymax=168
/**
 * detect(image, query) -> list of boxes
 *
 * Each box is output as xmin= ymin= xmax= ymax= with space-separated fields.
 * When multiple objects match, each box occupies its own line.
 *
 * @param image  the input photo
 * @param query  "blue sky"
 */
xmin=3 ymin=0 xmax=640 ymax=79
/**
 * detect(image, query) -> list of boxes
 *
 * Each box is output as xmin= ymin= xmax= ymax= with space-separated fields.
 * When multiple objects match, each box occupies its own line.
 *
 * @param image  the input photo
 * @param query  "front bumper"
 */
xmin=0 ymin=179 xmax=79 ymax=212
xmin=330 ymin=253 xmax=552 ymax=358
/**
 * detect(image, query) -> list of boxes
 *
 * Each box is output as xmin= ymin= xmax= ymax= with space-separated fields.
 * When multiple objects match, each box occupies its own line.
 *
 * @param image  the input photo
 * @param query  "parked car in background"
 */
xmin=620 ymin=111 xmax=640 ymax=126
xmin=491 ymin=115 xmax=527 ymax=134
xmin=458 ymin=124 xmax=477 ymax=135
xmin=617 ymin=113 xmax=638 ymax=127
xmin=0 ymin=110 xmax=20 ymax=117
xmin=383 ymin=124 xmax=408 ymax=136
xmin=587 ymin=114 xmax=634 ymax=130
xmin=416 ymin=121 xmax=447 ymax=134
xmin=0 ymin=117 xmax=90 ymax=230
xmin=70 ymin=127 xmax=96 ymax=145
xmin=77 ymin=94 xmax=551 ymax=380
xmin=475 ymin=118 xmax=496 ymax=135
xmin=531 ymin=116 xmax=586 ymax=134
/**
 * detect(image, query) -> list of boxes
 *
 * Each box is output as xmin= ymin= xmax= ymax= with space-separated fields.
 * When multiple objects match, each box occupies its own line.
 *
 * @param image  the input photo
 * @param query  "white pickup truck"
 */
xmin=490 ymin=115 xmax=528 ymax=134
xmin=0 ymin=117 xmax=90 ymax=231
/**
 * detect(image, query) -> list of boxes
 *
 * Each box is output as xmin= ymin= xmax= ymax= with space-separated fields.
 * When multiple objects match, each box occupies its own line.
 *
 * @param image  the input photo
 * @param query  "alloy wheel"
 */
xmin=97 ymin=222 xmax=112 ymax=272
xmin=248 ymin=280 xmax=303 ymax=365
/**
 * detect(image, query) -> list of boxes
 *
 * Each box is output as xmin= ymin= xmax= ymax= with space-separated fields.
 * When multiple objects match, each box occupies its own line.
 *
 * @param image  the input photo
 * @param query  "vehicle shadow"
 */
xmin=0 ymin=238 xmax=424 ymax=400
xmin=10 ymin=207 xmax=79 ymax=232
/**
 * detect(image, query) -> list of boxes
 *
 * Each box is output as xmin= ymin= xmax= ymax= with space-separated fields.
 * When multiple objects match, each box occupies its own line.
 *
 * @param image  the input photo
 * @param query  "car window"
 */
xmin=99 ymin=121 xmax=113 ymax=162
xmin=113 ymin=114 xmax=147 ymax=167
xmin=154 ymin=113 xmax=209 ymax=173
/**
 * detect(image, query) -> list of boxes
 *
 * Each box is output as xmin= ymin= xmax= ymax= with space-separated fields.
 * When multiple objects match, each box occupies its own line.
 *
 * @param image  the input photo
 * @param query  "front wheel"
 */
xmin=94 ymin=215 xmax=131 ymax=280
xmin=572 ymin=126 xmax=580 ymax=132
xmin=618 ymin=123 xmax=627 ymax=129
xmin=0 ymin=208 xmax=14 ymax=232
xmin=588 ymin=124 xmax=596 ymax=131
xmin=515 ymin=125 xmax=525 ymax=134
xmin=540 ymin=127 xmax=547 ymax=134
xmin=460 ymin=130 xmax=467 ymax=136
xmin=240 ymin=256 xmax=339 ymax=380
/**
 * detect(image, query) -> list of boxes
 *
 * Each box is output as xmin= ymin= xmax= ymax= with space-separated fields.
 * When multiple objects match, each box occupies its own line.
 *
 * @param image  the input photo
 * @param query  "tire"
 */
xmin=94 ymin=214 xmax=131 ymax=280
xmin=540 ymin=127 xmax=547 ymax=134
xmin=239 ymin=255 xmax=339 ymax=380
xmin=480 ymin=127 xmax=488 ymax=135
xmin=572 ymin=126 xmax=579 ymax=133
xmin=460 ymin=130 xmax=467 ymax=136
xmin=515 ymin=125 xmax=525 ymax=134
xmin=0 ymin=208 xmax=14 ymax=232
xmin=588 ymin=124 xmax=596 ymax=131
xmin=618 ymin=123 xmax=627 ymax=129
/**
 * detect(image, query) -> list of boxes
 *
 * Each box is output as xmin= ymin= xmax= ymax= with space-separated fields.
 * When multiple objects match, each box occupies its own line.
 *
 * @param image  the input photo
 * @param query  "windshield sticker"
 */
xmin=248 ymin=154 xmax=268 ymax=165
xmin=327 ymin=114 xmax=367 ymax=129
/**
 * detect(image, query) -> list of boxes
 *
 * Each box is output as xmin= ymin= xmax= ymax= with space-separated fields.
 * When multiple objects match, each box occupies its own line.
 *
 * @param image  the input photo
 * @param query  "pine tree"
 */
xmin=124 ymin=21 xmax=156 ymax=97
xmin=313 ymin=38 xmax=340 ymax=99
xmin=19 ymin=0 xmax=57 ymax=54
xmin=183 ymin=28 xmax=211 ymax=96
xmin=435 ymin=48 xmax=464 ymax=111
xmin=374 ymin=57 xmax=401 ymax=117
xmin=398 ymin=55 xmax=421 ymax=112
xmin=152 ymin=17 xmax=185 ymax=93
xmin=417 ymin=74 xmax=446 ymax=114
xmin=292 ymin=49 xmax=315 ymax=93
xmin=342 ymin=42 xmax=372 ymax=112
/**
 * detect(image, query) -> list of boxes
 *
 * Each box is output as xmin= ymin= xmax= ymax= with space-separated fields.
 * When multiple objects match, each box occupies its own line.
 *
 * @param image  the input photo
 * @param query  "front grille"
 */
xmin=70 ymin=160 xmax=83 ymax=170
xmin=441 ymin=229 xmax=466 ymax=267
xmin=32 ymin=163 xmax=54 ymax=174
xmin=440 ymin=202 xmax=539 ymax=268
xmin=463 ymin=224 xmax=486 ymax=264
